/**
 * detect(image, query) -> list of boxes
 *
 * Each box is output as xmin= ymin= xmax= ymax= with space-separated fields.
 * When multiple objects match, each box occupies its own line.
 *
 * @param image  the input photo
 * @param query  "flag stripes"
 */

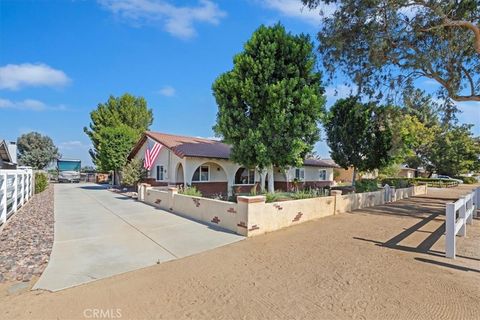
xmin=144 ymin=140 xmax=162 ymax=170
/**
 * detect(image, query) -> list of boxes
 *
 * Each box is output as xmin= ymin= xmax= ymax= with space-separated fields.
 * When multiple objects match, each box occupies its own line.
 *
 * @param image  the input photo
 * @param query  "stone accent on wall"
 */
xmin=248 ymin=225 xmax=259 ymax=231
xmin=273 ymin=204 xmax=283 ymax=211
xmin=192 ymin=198 xmax=200 ymax=207
xmin=155 ymin=199 xmax=162 ymax=204
xmin=211 ymin=216 xmax=220 ymax=224
xmin=227 ymin=207 xmax=237 ymax=214
xmin=237 ymin=221 xmax=247 ymax=228
xmin=292 ymin=212 xmax=303 ymax=222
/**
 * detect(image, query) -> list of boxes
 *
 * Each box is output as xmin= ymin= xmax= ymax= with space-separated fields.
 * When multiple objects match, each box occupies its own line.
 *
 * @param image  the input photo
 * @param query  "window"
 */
xmin=235 ymin=168 xmax=255 ymax=184
xmin=295 ymin=168 xmax=305 ymax=181
xmin=192 ymin=165 xmax=209 ymax=182
xmin=156 ymin=165 xmax=164 ymax=181
xmin=319 ymin=169 xmax=327 ymax=181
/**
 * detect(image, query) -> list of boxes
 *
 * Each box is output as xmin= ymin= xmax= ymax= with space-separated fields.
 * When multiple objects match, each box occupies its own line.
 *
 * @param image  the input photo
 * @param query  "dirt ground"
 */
xmin=1 ymin=184 xmax=479 ymax=320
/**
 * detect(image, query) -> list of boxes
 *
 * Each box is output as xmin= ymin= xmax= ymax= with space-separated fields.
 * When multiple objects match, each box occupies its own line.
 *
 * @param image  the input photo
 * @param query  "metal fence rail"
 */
xmin=0 ymin=168 xmax=33 ymax=226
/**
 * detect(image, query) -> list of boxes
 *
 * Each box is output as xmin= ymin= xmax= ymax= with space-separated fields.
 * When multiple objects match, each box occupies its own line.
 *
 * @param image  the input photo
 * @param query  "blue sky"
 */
xmin=1 ymin=0 xmax=479 ymax=166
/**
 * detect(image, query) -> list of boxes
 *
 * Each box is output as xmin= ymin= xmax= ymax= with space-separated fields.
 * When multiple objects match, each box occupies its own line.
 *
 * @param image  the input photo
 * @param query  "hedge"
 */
xmin=35 ymin=172 xmax=48 ymax=194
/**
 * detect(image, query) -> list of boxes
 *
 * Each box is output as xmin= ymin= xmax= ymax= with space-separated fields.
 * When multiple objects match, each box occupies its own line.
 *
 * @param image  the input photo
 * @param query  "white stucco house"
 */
xmin=128 ymin=131 xmax=338 ymax=197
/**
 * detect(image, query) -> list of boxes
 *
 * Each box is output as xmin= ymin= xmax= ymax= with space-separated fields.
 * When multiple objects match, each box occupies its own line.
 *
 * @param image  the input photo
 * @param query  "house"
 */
xmin=334 ymin=166 xmax=378 ymax=183
xmin=128 ymin=131 xmax=338 ymax=197
xmin=0 ymin=140 xmax=17 ymax=169
xmin=398 ymin=165 xmax=417 ymax=178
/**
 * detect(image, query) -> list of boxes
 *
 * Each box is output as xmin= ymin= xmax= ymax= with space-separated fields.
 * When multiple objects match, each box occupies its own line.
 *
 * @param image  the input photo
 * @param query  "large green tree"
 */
xmin=17 ymin=132 xmax=60 ymax=169
xmin=212 ymin=23 xmax=326 ymax=192
xmin=302 ymin=0 xmax=480 ymax=102
xmin=325 ymin=97 xmax=393 ymax=186
xmin=429 ymin=124 xmax=480 ymax=176
xmin=83 ymin=93 xmax=153 ymax=170
xmin=96 ymin=125 xmax=139 ymax=184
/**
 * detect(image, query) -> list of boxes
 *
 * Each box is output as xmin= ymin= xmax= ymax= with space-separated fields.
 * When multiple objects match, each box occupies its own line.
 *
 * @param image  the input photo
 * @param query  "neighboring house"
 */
xmin=334 ymin=166 xmax=378 ymax=183
xmin=0 ymin=140 xmax=17 ymax=169
xmin=128 ymin=132 xmax=338 ymax=197
xmin=398 ymin=165 xmax=417 ymax=178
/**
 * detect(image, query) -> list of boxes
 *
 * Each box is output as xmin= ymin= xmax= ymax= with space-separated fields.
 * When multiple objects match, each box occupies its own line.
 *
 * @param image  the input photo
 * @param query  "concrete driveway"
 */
xmin=34 ymin=183 xmax=244 ymax=291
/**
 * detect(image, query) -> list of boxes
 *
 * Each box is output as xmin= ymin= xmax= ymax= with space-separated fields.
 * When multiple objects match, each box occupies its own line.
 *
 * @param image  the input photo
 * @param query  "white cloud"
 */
xmin=262 ymin=0 xmax=335 ymax=26
xmin=99 ymin=0 xmax=226 ymax=39
xmin=0 ymin=98 xmax=67 ymax=111
xmin=158 ymin=85 xmax=176 ymax=96
xmin=0 ymin=63 xmax=70 ymax=90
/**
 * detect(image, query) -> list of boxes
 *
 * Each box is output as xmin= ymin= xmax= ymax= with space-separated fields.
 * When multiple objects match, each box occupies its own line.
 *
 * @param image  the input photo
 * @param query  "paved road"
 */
xmin=34 ymin=183 xmax=243 ymax=291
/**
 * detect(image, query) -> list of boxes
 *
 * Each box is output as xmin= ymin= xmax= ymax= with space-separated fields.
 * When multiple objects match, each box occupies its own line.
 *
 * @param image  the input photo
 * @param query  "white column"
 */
xmin=445 ymin=202 xmax=456 ymax=259
xmin=1 ymin=172 xmax=6 ymax=224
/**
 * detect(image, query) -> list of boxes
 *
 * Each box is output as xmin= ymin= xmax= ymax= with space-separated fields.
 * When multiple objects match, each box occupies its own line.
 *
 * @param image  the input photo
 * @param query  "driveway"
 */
xmin=34 ymin=183 xmax=244 ymax=291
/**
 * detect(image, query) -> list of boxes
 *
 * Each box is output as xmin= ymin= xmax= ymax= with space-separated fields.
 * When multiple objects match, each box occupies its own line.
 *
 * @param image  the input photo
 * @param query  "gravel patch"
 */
xmin=0 ymin=185 xmax=54 ymax=283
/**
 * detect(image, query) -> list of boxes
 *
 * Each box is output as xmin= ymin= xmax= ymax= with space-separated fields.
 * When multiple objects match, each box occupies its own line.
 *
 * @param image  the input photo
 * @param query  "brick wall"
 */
xmin=191 ymin=182 xmax=228 ymax=197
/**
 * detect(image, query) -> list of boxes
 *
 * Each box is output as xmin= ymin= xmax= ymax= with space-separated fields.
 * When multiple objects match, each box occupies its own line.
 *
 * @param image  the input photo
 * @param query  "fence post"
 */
xmin=458 ymin=197 xmax=466 ymax=237
xmin=20 ymin=173 xmax=25 ymax=206
xmin=445 ymin=202 xmax=456 ymax=259
xmin=476 ymin=187 xmax=480 ymax=218
xmin=1 ymin=172 xmax=6 ymax=225
xmin=12 ymin=172 xmax=18 ymax=213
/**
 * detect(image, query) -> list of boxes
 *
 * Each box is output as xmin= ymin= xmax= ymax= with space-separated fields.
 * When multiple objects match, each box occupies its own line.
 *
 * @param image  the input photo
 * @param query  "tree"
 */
xmin=96 ymin=125 xmax=139 ymax=184
xmin=429 ymin=124 xmax=480 ymax=176
xmin=17 ymin=132 xmax=60 ymax=169
xmin=212 ymin=23 xmax=326 ymax=192
xmin=302 ymin=0 xmax=480 ymax=102
xmin=325 ymin=97 xmax=393 ymax=186
xmin=122 ymin=158 xmax=147 ymax=187
xmin=84 ymin=93 xmax=153 ymax=166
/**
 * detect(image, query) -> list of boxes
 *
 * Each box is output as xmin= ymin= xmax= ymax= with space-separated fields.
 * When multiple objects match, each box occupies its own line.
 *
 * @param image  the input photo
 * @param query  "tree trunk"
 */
xmin=259 ymin=169 xmax=266 ymax=193
xmin=352 ymin=167 xmax=357 ymax=189
xmin=267 ymin=165 xmax=274 ymax=193
xmin=284 ymin=169 xmax=289 ymax=192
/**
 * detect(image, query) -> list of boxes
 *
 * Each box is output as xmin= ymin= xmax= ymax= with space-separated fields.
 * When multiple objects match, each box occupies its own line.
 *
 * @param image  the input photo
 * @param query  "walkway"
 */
xmin=34 ymin=183 xmax=243 ymax=291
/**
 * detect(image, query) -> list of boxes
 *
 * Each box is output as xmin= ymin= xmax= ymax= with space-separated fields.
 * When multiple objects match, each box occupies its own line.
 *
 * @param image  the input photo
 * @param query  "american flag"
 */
xmin=144 ymin=138 xmax=162 ymax=170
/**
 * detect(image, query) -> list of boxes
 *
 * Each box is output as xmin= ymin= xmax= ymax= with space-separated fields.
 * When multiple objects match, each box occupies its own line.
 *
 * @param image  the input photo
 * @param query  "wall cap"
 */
xmin=237 ymin=195 xmax=266 ymax=203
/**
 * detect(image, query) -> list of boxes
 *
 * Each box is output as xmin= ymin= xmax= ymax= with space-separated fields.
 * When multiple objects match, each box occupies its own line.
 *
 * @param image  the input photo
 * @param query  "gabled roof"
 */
xmin=129 ymin=132 xmax=231 ymax=160
xmin=129 ymin=131 xmax=339 ymax=168
xmin=0 ymin=140 xmax=13 ymax=163
xmin=304 ymin=158 xmax=339 ymax=168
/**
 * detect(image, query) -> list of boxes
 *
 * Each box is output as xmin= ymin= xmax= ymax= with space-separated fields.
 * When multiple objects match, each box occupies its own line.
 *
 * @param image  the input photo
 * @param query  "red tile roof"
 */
xmin=130 ymin=131 xmax=338 ymax=168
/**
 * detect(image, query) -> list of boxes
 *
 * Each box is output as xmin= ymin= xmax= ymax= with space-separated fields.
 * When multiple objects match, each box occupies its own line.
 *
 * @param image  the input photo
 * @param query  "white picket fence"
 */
xmin=0 ymin=168 xmax=34 ymax=226
xmin=445 ymin=187 xmax=479 ymax=259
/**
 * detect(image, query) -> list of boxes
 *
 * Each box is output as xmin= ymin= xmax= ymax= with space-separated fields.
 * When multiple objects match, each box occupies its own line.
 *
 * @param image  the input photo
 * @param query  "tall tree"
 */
xmin=96 ymin=125 xmax=139 ymax=184
xmin=429 ymin=124 xmax=480 ymax=176
xmin=212 ymin=23 xmax=326 ymax=192
xmin=84 ymin=93 xmax=153 ymax=166
xmin=325 ymin=97 xmax=393 ymax=186
xmin=17 ymin=132 xmax=60 ymax=169
xmin=302 ymin=0 xmax=480 ymax=102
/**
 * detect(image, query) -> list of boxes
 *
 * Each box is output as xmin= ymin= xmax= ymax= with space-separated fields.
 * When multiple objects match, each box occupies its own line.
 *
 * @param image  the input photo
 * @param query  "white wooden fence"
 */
xmin=0 ymin=168 xmax=33 ymax=226
xmin=445 ymin=187 xmax=479 ymax=259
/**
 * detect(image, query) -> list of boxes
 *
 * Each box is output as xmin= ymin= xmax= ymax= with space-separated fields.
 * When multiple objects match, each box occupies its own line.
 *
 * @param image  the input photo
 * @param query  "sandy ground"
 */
xmin=1 ymin=184 xmax=479 ymax=320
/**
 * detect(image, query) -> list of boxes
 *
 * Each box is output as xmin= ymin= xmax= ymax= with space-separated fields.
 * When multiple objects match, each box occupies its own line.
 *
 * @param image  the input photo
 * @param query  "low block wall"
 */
xmin=245 ymin=196 xmax=336 ymax=236
xmin=138 ymin=184 xmax=428 ymax=237
xmin=173 ymin=193 xmax=247 ymax=235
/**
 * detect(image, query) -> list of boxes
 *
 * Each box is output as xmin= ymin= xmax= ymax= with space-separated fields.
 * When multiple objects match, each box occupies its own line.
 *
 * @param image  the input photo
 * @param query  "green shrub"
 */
xmin=291 ymin=190 xmax=317 ymax=200
xmin=121 ymin=158 xmax=147 ymax=187
xmin=454 ymin=176 xmax=477 ymax=184
xmin=265 ymin=192 xmax=281 ymax=203
xmin=381 ymin=178 xmax=414 ymax=188
xmin=35 ymin=172 xmax=48 ymax=194
xmin=178 ymin=185 xmax=202 ymax=197
xmin=355 ymin=179 xmax=379 ymax=193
